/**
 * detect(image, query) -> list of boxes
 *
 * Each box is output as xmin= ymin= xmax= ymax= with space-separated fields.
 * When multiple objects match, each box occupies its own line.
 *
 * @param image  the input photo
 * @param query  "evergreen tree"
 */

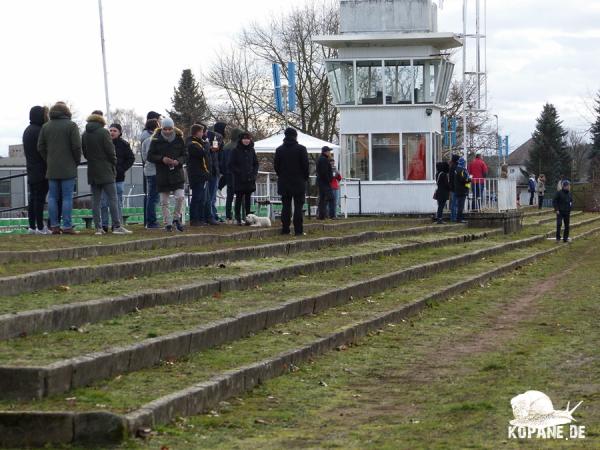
xmin=167 ymin=69 xmax=211 ymax=135
xmin=525 ymin=103 xmax=569 ymax=190
xmin=589 ymin=92 xmax=600 ymax=183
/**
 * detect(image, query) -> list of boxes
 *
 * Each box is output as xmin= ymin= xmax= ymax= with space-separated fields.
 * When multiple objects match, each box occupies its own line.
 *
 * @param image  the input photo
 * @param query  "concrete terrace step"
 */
xmin=0 ymin=223 xmax=464 ymax=297
xmin=0 ymin=228 xmax=567 ymax=400
xmin=2 ymin=224 xmax=599 ymax=447
xmin=0 ymin=218 xmax=429 ymax=264
xmin=0 ymin=226 xmax=487 ymax=341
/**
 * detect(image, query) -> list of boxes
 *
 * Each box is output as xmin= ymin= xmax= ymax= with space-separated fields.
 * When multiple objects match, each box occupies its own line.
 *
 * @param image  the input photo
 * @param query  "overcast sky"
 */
xmin=1 ymin=0 xmax=599 ymax=156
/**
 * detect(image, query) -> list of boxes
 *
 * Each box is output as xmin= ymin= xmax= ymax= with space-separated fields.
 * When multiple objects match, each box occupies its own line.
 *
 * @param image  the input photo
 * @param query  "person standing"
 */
xmin=528 ymin=174 xmax=536 ymax=206
xmin=454 ymin=157 xmax=470 ymax=223
xmin=37 ymin=102 xmax=82 ymax=235
xmin=82 ymin=112 xmax=132 ymax=235
xmin=140 ymin=118 xmax=160 ymax=228
xmin=537 ymin=174 xmax=546 ymax=209
xmin=553 ymin=180 xmax=573 ymax=243
xmin=101 ymin=123 xmax=134 ymax=231
xmin=316 ymin=146 xmax=334 ymax=220
xmin=205 ymin=122 xmax=226 ymax=225
xmin=328 ymin=156 xmax=342 ymax=219
xmin=274 ymin=128 xmax=309 ymax=236
xmin=448 ymin=154 xmax=459 ymax=222
xmin=467 ymin=152 xmax=488 ymax=211
xmin=23 ymin=105 xmax=50 ymax=234
xmin=147 ymin=117 xmax=187 ymax=232
xmin=435 ymin=161 xmax=450 ymax=224
xmin=221 ymin=128 xmax=242 ymax=223
xmin=186 ymin=124 xmax=211 ymax=226
xmin=229 ymin=131 xmax=259 ymax=225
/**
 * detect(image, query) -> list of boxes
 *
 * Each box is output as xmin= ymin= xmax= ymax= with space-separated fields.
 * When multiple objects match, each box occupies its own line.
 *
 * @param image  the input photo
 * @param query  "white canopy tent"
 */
xmin=254 ymin=130 xmax=339 ymax=159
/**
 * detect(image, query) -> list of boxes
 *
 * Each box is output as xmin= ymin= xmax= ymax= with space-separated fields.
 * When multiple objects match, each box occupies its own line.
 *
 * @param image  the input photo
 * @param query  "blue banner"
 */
xmin=451 ymin=118 xmax=458 ymax=147
xmin=497 ymin=135 xmax=502 ymax=157
xmin=287 ymin=62 xmax=296 ymax=113
xmin=272 ymin=63 xmax=283 ymax=113
xmin=504 ymin=136 xmax=509 ymax=157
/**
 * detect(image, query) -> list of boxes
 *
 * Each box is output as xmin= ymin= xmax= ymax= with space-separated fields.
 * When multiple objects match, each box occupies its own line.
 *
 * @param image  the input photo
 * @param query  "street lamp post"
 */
xmin=98 ymin=0 xmax=111 ymax=122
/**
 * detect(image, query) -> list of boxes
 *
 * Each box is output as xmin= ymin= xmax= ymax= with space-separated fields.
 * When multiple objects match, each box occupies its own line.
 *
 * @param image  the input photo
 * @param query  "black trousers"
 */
xmin=436 ymin=199 xmax=447 ymax=220
xmin=529 ymin=191 xmax=535 ymax=205
xmin=281 ymin=193 xmax=305 ymax=235
xmin=456 ymin=195 xmax=467 ymax=221
xmin=234 ymin=191 xmax=252 ymax=222
xmin=556 ymin=211 xmax=570 ymax=241
xmin=28 ymin=180 xmax=48 ymax=230
xmin=538 ymin=195 xmax=544 ymax=209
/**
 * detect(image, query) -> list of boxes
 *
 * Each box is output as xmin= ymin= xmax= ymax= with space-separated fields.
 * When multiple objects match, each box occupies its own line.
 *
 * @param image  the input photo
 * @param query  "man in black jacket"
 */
xmin=274 ymin=128 xmax=309 ymax=236
xmin=22 ymin=106 xmax=49 ymax=234
xmin=553 ymin=180 xmax=573 ymax=243
xmin=316 ymin=146 xmax=334 ymax=220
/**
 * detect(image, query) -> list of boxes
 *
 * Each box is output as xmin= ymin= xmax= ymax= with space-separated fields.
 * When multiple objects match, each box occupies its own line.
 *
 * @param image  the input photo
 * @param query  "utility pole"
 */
xmin=98 ymin=0 xmax=111 ymax=122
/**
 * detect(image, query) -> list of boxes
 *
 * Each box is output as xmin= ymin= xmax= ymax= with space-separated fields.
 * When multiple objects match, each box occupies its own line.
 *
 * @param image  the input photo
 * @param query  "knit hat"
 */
xmin=109 ymin=123 xmax=122 ymax=135
xmin=162 ymin=117 xmax=174 ymax=128
xmin=214 ymin=122 xmax=227 ymax=136
xmin=562 ymin=180 xmax=570 ymax=187
xmin=284 ymin=127 xmax=298 ymax=139
xmin=458 ymin=157 xmax=466 ymax=168
xmin=146 ymin=111 xmax=161 ymax=120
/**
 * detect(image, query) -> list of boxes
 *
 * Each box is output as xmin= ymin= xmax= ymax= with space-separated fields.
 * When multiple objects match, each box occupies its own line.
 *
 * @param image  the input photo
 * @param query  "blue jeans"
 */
xmin=328 ymin=189 xmax=339 ymax=218
xmin=101 ymin=181 xmax=124 ymax=227
xmin=48 ymin=178 xmax=76 ymax=229
xmin=204 ymin=176 xmax=219 ymax=221
xmin=145 ymin=176 xmax=159 ymax=226
xmin=189 ymin=180 xmax=207 ymax=223
xmin=450 ymin=193 xmax=458 ymax=222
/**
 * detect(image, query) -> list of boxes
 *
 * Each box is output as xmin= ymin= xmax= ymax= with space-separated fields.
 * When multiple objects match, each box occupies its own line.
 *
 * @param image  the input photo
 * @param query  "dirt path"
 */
xmin=325 ymin=244 xmax=592 ymax=424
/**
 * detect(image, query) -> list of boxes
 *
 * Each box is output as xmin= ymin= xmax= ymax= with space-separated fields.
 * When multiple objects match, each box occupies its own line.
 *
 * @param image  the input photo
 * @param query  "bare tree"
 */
xmin=110 ymin=108 xmax=144 ymax=152
xmin=566 ymin=129 xmax=590 ymax=182
xmin=228 ymin=0 xmax=340 ymax=141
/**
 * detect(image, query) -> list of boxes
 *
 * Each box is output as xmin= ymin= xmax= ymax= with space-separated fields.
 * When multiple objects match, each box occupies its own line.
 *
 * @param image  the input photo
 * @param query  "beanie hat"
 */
xmin=562 ymin=180 xmax=570 ymax=187
xmin=458 ymin=157 xmax=466 ymax=168
xmin=161 ymin=117 xmax=174 ymax=128
xmin=146 ymin=111 xmax=161 ymax=120
xmin=109 ymin=123 xmax=122 ymax=135
xmin=284 ymin=127 xmax=298 ymax=139
xmin=214 ymin=122 xmax=227 ymax=136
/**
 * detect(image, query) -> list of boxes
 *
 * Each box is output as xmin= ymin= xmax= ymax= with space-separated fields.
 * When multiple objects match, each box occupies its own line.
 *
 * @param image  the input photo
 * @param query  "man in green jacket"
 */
xmin=82 ymin=112 xmax=132 ymax=235
xmin=37 ymin=102 xmax=82 ymax=234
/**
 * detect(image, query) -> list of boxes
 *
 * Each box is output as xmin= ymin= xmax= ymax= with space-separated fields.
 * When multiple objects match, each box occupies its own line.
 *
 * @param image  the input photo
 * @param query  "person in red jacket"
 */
xmin=467 ymin=152 xmax=488 ymax=211
xmin=328 ymin=156 xmax=342 ymax=219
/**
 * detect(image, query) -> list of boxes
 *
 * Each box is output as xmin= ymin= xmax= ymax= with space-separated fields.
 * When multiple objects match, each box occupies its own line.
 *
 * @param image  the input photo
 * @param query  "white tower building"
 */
xmin=315 ymin=0 xmax=462 ymax=213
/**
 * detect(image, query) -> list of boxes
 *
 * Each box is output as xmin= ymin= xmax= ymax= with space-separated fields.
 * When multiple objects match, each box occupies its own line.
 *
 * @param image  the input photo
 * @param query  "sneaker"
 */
xmin=27 ymin=228 xmax=37 ymax=235
xmin=38 ymin=227 xmax=52 ymax=235
xmin=165 ymin=224 xmax=173 ymax=232
xmin=208 ymin=219 xmax=220 ymax=226
xmin=102 ymin=226 xmax=109 ymax=233
xmin=172 ymin=220 xmax=184 ymax=232
xmin=145 ymin=222 xmax=161 ymax=229
xmin=113 ymin=226 xmax=133 ymax=235
xmin=61 ymin=227 xmax=80 ymax=235
xmin=94 ymin=228 xmax=105 ymax=235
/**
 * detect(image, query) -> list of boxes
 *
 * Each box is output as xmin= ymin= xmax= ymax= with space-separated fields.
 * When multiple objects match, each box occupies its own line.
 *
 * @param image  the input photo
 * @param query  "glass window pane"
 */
xmin=342 ymin=134 xmax=369 ymax=181
xmin=372 ymin=134 xmax=400 ymax=180
xmin=403 ymin=133 xmax=428 ymax=180
xmin=414 ymin=60 xmax=440 ymax=104
xmin=356 ymin=61 xmax=383 ymax=105
xmin=384 ymin=60 xmax=413 ymax=104
xmin=326 ymin=61 xmax=355 ymax=105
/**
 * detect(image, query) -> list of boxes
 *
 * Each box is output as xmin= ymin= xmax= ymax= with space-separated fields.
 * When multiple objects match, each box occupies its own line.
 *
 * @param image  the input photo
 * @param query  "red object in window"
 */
xmin=407 ymin=136 xmax=426 ymax=180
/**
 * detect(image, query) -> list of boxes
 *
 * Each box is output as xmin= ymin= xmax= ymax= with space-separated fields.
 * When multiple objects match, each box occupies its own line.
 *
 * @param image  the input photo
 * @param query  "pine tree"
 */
xmin=525 ymin=103 xmax=569 ymax=190
xmin=589 ymin=92 xmax=600 ymax=183
xmin=167 ymin=69 xmax=211 ymax=135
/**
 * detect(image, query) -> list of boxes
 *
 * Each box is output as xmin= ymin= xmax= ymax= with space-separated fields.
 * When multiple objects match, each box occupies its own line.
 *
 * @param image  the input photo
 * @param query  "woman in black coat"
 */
xmin=228 ymin=131 xmax=259 ymax=225
xmin=435 ymin=161 xmax=450 ymax=224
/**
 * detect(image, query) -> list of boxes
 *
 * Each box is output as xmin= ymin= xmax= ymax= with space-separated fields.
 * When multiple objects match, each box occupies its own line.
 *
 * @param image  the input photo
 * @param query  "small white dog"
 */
xmin=245 ymin=213 xmax=271 ymax=227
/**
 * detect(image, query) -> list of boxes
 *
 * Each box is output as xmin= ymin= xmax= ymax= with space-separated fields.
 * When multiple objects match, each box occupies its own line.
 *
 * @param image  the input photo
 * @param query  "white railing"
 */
xmin=467 ymin=178 xmax=517 ymax=212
